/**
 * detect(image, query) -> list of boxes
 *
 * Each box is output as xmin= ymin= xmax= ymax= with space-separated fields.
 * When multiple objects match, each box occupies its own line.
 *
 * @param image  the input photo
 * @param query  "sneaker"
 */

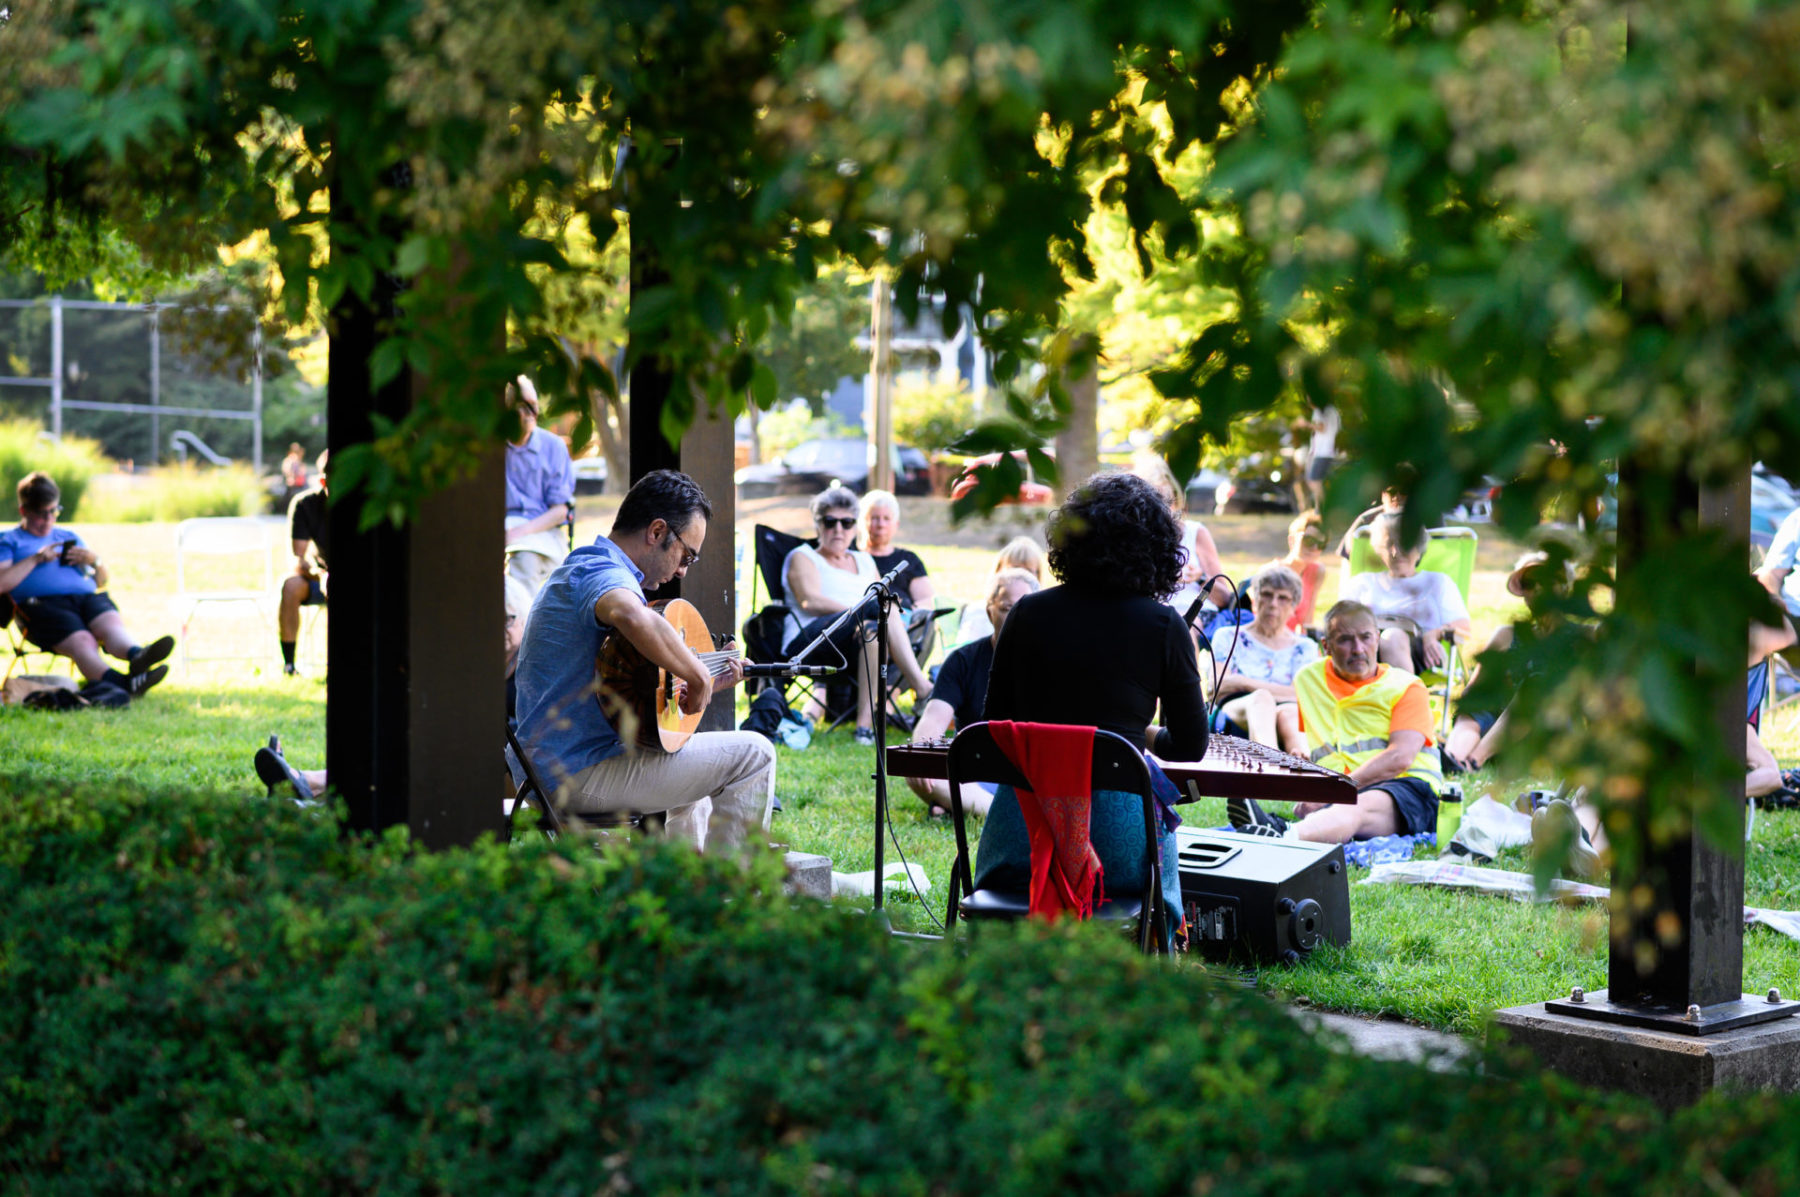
xmin=129 ymin=635 xmax=175 ymax=676
xmin=1227 ymin=796 xmax=1289 ymax=835
xmin=853 ymin=727 xmax=877 ymax=747
xmin=283 ymin=662 xmax=298 ymax=677
xmin=126 ymin=665 xmax=169 ymax=698
xmin=1530 ymin=798 xmax=1600 ymax=880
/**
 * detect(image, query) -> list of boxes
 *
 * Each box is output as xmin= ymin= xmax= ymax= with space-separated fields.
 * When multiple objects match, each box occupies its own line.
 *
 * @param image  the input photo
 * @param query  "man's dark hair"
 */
xmin=17 ymin=472 xmax=58 ymax=512
xmin=1045 ymin=471 xmax=1184 ymax=599
xmin=613 ymin=469 xmax=712 ymax=536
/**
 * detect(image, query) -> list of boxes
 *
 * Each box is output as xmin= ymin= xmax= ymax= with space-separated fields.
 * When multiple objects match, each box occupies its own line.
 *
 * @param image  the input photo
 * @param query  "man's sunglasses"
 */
xmin=819 ymin=516 xmax=857 ymax=530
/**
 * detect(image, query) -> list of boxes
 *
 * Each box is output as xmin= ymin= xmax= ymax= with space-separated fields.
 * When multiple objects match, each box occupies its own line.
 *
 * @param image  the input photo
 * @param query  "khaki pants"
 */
xmin=564 ymin=730 xmax=776 ymax=852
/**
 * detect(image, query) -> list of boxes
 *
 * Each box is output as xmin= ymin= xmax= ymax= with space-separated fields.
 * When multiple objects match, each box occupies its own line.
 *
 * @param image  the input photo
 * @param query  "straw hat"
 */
xmin=1506 ymin=551 xmax=1550 ymax=598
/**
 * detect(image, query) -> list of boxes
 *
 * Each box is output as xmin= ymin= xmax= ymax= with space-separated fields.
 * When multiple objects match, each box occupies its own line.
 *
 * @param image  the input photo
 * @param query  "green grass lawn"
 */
xmin=7 ymin=508 xmax=1798 ymax=1038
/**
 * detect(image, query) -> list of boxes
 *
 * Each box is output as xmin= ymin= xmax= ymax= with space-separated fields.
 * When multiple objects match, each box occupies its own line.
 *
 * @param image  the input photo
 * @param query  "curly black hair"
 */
xmin=1046 ymin=471 xmax=1185 ymax=599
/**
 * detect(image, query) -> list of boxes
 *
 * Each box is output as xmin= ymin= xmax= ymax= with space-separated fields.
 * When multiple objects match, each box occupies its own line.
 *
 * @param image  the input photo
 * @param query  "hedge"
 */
xmin=2 ymin=778 xmax=1798 ymax=1195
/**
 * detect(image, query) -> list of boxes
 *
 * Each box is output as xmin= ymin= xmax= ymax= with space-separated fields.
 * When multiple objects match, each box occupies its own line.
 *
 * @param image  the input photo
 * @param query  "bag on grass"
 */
xmin=741 ymin=686 xmax=795 ymax=744
xmin=22 ymin=687 xmax=88 ymax=711
xmin=2 ymin=674 xmax=78 ymax=705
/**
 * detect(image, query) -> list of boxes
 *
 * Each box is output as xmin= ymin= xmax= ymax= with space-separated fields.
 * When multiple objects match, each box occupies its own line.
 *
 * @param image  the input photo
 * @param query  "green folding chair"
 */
xmin=1346 ymin=525 xmax=1479 ymax=741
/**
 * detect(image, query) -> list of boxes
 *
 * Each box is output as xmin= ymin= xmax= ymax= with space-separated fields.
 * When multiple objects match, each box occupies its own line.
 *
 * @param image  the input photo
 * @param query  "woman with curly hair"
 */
xmin=974 ymin=472 xmax=1208 ymax=936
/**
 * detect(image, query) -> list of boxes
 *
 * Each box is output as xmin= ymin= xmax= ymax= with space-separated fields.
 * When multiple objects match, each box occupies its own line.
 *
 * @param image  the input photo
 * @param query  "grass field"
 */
xmin=5 ymin=501 xmax=1798 ymax=1037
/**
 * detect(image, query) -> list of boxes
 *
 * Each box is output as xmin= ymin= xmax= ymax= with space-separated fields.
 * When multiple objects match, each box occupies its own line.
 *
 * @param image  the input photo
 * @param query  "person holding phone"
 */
xmin=0 ymin=472 xmax=173 ymax=699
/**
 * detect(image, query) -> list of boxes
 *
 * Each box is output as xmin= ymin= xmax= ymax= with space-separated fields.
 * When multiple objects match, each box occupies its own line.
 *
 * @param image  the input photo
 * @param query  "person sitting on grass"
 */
xmin=1231 ymin=600 xmax=1443 ymax=843
xmin=1442 ymin=550 xmax=1559 ymax=773
xmin=905 ymin=568 xmax=1040 ymax=819
xmin=1340 ymin=512 xmax=1472 ymax=676
xmin=0 ymin=471 xmax=172 ymax=700
xmin=1206 ymin=564 xmax=1318 ymax=755
xmin=278 ymin=449 xmax=329 ymax=677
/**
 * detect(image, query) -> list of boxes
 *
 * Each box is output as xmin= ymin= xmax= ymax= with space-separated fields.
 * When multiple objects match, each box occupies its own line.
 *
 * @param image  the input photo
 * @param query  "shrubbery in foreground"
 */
xmin=2 ymin=779 xmax=1796 ymax=1195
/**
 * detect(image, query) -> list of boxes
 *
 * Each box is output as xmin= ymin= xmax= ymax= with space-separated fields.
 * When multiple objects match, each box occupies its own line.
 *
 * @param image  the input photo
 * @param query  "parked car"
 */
xmin=1183 ymin=467 xmax=1228 ymax=513
xmin=948 ymin=450 xmax=1058 ymax=505
xmin=1214 ymin=469 xmax=1298 ymax=515
xmin=735 ymin=437 xmax=932 ymax=499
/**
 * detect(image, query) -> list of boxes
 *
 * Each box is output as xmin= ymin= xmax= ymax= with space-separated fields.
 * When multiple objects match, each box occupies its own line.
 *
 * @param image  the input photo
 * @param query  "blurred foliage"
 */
xmin=76 ymin=463 xmax=266 ymax=522
xmin=0 ymin=419 xmax=111 ymax=518
xmin=893 ymin=377 xmax=978 ymax=453
xmin=752 ymin=403 xmax=858 ymax=463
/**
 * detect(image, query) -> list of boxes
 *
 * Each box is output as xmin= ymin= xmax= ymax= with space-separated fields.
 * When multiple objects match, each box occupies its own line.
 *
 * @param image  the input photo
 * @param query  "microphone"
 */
xmin=874 ymin=558 xmax=910 ymax=594
xmin=742 ymin=663 xmax=842 ymax=679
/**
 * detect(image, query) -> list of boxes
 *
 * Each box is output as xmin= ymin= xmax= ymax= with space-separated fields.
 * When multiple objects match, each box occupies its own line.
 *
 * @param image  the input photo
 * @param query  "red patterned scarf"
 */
xmin=987 ymin=721 xmax=1101 ymax=921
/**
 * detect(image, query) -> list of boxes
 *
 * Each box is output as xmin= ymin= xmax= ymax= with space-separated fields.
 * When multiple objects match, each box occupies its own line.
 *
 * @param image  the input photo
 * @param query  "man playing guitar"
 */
xmin=511 ymin=469 xmax=775 ymax=851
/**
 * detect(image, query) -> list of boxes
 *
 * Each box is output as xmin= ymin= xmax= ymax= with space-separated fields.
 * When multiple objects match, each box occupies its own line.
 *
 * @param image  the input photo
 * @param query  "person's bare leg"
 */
xmin=279 ymin=574 xmax=308 ymax=642
xmin=1275 ymin=703 xmax=1306 ymax=756
xmin=1377 ymin=627 xmax=1411 ymax=670
xmin=957 ymin=782 xmax=994 ymax=818
xmin=855 ymin=634 xmax=878 ymax=730
xmin=48 ymin=630 xmax=109 ymax=682
xmin=881 ymin=608 xmax=932 ymax=695
xmin=1470 ymin=708 xmax=1510 ymax=768
xmin=1293 ymin=789 xmax=1402 ymax=843
xmin=1445 ymin=716 xmax=1483 ymax=767
xmin=301 ymin=768 xmax=328 ymax=792
xmin=85 ymin=610 xmax=135 ymax=659
xmin=1243 ymin=689 xmax=1278 ymax=747
xmin=907 ymin=775 xmax=950 ymax=810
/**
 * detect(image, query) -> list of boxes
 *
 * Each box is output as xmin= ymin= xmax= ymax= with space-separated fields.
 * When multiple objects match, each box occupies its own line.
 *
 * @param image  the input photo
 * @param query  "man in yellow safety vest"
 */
xmin=1229 ymin=599 xmax=1442 ymax=842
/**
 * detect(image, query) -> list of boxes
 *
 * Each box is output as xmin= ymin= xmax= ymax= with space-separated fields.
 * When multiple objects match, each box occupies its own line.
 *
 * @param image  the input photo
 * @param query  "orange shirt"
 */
xmin=1299 ymin=661 xmax=1434 ymax=745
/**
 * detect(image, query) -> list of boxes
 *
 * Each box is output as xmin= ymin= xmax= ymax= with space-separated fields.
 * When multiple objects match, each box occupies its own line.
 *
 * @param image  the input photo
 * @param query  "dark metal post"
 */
xmin=327 ymin=181 xmax=506 ymax=849
xmin=1545 ymin=465 xmax=1795 ymax=1031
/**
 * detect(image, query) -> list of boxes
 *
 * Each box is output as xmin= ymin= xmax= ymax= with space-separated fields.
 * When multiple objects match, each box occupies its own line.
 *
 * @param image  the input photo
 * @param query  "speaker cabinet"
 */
xmin=1175 ymin=828 xmax=1352 ymax=963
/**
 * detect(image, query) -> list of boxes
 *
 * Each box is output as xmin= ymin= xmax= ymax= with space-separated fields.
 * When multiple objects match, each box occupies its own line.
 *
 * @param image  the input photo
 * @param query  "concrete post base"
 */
xmin=1492 ymin=1002 xmax=1800 ymax=1110
xmin=784 ymin=851 xmax=833 ymax=900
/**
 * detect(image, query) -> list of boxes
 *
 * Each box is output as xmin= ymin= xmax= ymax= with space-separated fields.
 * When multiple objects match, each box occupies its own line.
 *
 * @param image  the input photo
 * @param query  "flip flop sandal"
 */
xmin=254 ymin=740 xmax=315 ymax=803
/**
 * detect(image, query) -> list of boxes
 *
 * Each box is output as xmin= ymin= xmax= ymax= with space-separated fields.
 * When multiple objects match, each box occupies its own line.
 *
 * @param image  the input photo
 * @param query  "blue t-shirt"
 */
xmin=0 ymin=526 xmax=96 ymax=599
xmin=512 ymin=535 xmax=643 ymax=786
xmin=504 ymin=427 xmax=576 ymax=521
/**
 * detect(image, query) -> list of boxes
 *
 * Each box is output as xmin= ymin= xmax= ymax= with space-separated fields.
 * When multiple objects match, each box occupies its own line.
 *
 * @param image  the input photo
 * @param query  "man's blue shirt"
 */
xmin=0 ymin=527 xmax=96 ymax=599
xmin=504 ymin=427 xmax=576 ymax=521
xmin=513 ymin=535 xmax=643 ymax=785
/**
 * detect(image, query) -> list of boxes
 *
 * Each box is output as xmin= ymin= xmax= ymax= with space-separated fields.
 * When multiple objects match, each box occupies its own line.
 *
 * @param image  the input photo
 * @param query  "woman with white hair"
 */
xmin=859 ymin=489 xmax=934 ymax=609
xmin=1206 ymin=564 xmax=1318 ymax=753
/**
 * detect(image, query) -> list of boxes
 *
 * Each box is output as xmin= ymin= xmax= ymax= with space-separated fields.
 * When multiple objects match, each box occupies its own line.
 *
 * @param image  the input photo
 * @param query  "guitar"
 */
xmin=594 ymin=597 xmax=742 ymax=754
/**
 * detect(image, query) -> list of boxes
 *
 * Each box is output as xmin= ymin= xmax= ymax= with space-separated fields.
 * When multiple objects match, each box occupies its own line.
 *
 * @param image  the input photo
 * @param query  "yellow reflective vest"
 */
xmin=1293 ymin=660 xmax=1442 ymax=791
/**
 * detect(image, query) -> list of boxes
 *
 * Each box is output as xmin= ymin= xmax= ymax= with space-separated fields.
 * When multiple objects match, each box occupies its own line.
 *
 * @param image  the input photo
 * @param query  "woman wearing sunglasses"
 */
xmin=782 ymin=485 xmax=933 ymax=745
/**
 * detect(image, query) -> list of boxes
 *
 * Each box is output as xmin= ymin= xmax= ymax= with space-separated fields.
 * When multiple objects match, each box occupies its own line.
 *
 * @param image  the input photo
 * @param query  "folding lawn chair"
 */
xmin=0 ymin=594 xmax=73 ymax=682
xmin=504 ymin=721 xmax=665 ymax=843
xmin=1346 ymin=524 xmax=1478 ymax=741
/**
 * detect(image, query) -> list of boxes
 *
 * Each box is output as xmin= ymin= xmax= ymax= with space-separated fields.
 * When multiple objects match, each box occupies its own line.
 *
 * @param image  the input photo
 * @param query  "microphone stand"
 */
xmin=869 ymin=568 xmax=900 ymax=914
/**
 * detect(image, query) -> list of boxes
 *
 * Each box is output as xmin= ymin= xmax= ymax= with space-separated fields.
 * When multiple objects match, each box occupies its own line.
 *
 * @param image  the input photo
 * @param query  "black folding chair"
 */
xmin=505 ymin=722 xmax=665 ymax=843
xmin=943 ymin=722 xmax=1166 ymax=955
xmin=0 ymin=595 xmax=73 ymax=683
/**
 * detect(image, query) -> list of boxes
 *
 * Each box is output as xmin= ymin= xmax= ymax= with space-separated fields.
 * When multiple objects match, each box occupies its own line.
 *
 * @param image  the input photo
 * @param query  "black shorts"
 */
xmin=1457 ymin=709 xmax=1499 ymax=736
xmin=13 ymin=592 xmax=120 ymax=650
xmin=1362 ymin=775 xmax=1438 ymax=836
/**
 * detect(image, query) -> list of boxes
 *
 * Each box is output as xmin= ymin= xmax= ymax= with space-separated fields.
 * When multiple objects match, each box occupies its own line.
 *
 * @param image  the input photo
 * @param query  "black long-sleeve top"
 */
xmin=983 ymin=583 xmax=1209 ymax=759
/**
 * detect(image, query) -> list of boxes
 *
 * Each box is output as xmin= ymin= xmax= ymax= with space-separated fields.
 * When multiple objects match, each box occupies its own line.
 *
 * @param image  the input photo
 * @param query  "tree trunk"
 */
xmin=1054 ymin=335 xmax=1100 ymax=499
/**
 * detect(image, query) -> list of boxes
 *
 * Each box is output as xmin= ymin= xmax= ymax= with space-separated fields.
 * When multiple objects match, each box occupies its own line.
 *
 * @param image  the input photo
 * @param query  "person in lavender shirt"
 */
xmin=503 ymin=377 xmax=576 ymax=596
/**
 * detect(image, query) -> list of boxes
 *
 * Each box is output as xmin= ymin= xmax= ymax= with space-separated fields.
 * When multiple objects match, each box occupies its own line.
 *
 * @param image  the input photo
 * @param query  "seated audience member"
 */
xmin=1335 ymin=467 xmax=1423 ymax=562
xmin=1340 ymin=512 xmax=1472 ymax=674
xmin=503 ymin=377 xmax=576 ymax=596
xmin=955 ymin=536 xmax=1044 ymax=646
xmin=0 ymin=472 xmax=172 ymax=699
xmin=977 ymin=472 xmax=1208 ymax=936
xmin=278 ymin=450 xmax=330 ymax=676
xmin=1233 ymin=600 xmax=1442 ymax=843
xmin=1443 ymin=550 xmax=1558 ymax=772
xmin=1130 ymin=452 xmax=1232 ymax=616
xmin=1207 ymin=564 xmax=1318 ymax=755
xmin=782 ymin=485 xmax=934 ymax=747
xmin=513 ymin=469 xmax=772 ymax=849
xmin=1756 ymin=504 xmax=1800 ymax=618
xmin=1274 ymin=510 xmax=1327 ymax=632
xmin=906 ymin=568 xmax=1040 ymax=818
xmin=859 ymin=489 xmax=934 ymax=610
xmin=258 ymin=574 xmax=538 ymax=802
xmin=1535 ymin=611 xmax=1792 ymax=877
